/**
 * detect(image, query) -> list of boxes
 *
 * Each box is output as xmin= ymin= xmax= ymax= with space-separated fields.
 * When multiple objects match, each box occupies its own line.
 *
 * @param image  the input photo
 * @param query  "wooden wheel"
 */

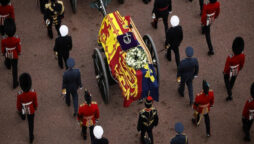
xmin=93 ymin=48 xmax=110 ymax=104
xmin=143 ymin=34 xmax=160 ymax=85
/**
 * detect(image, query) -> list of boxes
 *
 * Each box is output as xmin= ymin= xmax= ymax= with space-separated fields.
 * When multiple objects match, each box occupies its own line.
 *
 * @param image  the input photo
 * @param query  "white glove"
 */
xmin=194 ymin=75 xmax=198 ymax=78
xmin=169 ymin=11 xmax=172 ymax=14
xmin=46 ymin=19 xmax=50 ymax=26
xmin=152 ymin=13 xmax=156 ymax=19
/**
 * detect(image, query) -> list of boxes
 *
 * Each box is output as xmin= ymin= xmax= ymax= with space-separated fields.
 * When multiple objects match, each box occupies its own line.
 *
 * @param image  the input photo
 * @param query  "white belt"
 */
xmin=6 ymin=47 xmax=16 ymax=51
xmin=0 ymin=14 xmax=9 ymax=18
xmin=230 ymin=65 xmax=239 ymax=69
xmin=207 ymin=13 xmax=215 ymax=17
xmin=22 ymin=101 xmax=32 ymax=106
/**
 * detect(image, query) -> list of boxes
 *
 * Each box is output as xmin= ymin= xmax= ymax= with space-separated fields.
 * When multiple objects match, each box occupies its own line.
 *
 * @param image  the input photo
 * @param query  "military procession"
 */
xmin=0 ymin=0 xmax=253 ymax=143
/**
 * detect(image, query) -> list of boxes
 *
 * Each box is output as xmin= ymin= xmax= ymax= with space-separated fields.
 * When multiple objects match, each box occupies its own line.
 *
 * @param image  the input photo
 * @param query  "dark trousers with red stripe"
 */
xmin=4 ymin=58 xmax=18 ymax=88
xmin=224 ymin=74 xmax=237 ymax=98
xmin=20 ymin=114 xmax=35 ymax=142
xmin=242 ymin=118 xmax=253 ymax=140
xmin=82 ymin=125 xmax=95 ymax=142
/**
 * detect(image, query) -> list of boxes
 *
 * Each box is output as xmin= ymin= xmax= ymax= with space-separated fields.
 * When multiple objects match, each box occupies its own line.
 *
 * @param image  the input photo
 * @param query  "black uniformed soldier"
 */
xmin=137 ymin=96 xmax=158 ymax=144
xmin=54 ymin=25 xmax=72 ymax=69
xmin=165 ymin=15 xmax=183 ymax=66
xmin=44 ymin=0 xmax=64 ymax=39
xmin=170 ymin=122 xmax=188 ymax=144
xmin=151 ymin=0 xmax=172 ymax=32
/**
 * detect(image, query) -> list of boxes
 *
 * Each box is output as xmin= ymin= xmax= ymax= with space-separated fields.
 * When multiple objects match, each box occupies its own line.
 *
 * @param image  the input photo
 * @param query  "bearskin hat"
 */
xmin=0 ymin=0 xmax=10 ymax=6
xmin=145 ymin=96 xmax=153 ymax=108
xmin=84 ymin=90 xmax=92 ymax=104
xmin=19 ymin=73 xmax=32 ymax=92
xmin=4 ymin=18 xmax=16 ymax=37
xmin=209 ymin=0 xmax=217 ymax=3
xmin=232 ymin=37 xmax=244 ymax=55
xmin=175 ymin=122 xmax=184 ymax=134
xmin=251 ymin=82 xmax=254 ymax=98
xmin=203 ymin=80 xmax=210 ymax=95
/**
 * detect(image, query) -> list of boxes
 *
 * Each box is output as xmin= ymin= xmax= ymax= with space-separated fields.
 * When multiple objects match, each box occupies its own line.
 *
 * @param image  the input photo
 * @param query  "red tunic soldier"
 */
xmin=0 ymin=0 xmax=15 ymax=35
xmin=16 ymin=73 xmax=38 ymax=144
xmin=242 ymin=83 xmax=254 ymax=142
xmin=224 ymin=37 xmax=245 ymax=101
xmin=78 ymin=90 xmax=99 ymax=143
xmin=192 ymin=80 xmax=214 ymax=137
xmin=1 ymin=18 xmax=20 ymax=88
xmin=201 ymin=0 xmax=220 ymax=55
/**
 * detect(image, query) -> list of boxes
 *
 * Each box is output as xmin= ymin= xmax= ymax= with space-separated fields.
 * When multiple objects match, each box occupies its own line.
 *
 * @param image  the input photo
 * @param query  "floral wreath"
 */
xmin=125 ymin=46 xmax=148 ymax=70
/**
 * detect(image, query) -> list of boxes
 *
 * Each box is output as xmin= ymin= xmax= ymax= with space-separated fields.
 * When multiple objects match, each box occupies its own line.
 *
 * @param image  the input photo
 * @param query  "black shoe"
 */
xmin=29 ymin=135 xmax=34 ymax=144
xmin=190 ymin=101 xmax=193 ymax=106
xmin=207 ymin=133 xmax=210 ymax=137
xmin=73 ymin=113 xmax=77 ymax=117
xmin=66 ymin=103 xmax=70 ymax=107
xmin=208 ymin=51 xmax=214 ymax=56
xmin=244 ymin=136 xmax=251 ymax=142
xmin=178 ymin=88 xmax=184 ymax=97
xmin=192 ymin=118 xmax=197 ymax=125
xmin=189 ymin=0 xmax=193 ymax=2
xmin=226 ymin=96 xmax=232 ymax=101
xmin=151 ymin=22 xmax=157 ymax=29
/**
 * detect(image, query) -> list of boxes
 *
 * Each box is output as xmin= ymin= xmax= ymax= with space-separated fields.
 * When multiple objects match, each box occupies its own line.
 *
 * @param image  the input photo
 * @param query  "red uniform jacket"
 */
xmin=78 ymin=101 xmax=99 ymax=127
xmin=1 ymin=36 xmax=21 ymax=59
xmin=201 ymin=2 xmax=220 ymax=26
xmin=0 ymin=4 xmax=15 ymax=25
xmin=242 ymin=98 xmax=254 ymax=120
xmin=223 ymin=53 xmax=245 ymax=75
xmin=17 ymin=90 xmax=38 ymax=115
xmin=193 ymin=90 xmax=214 ymax=114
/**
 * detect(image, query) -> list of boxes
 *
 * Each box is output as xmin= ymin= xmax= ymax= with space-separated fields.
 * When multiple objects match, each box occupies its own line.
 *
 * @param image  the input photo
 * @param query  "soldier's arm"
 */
xmin=223 ymin=56 xmax=230 ymax=74
xmin=152 ymin=0 xmax=157 ymax=13
xmin=215 ymin=2 xmax=220 ymax=18
xmin=10 ymin=5 xmax=15 ymax=20
xmin=53 ymin=38 xmax=58 ymax=52
xmin=95 ymin=103 xmax=100 ymax=120
xmin=168 ymin=0 xmax=172 ymax=12
xmin=137 ymin=113 xmax=142 ymax=131
xmin=78 ymin=70 xmax=82 ymax=88
xmin=194 ymin=58 xmax=199 ymax=76
xmin=68 ymin=36 xmax=72 ymax=51
xmin=17 ymin=38 xmax=21 ymax=54
xmin=33 ymin=92 xmax=38 ymax=110
xmin=176 ymin=63 xmax=182 ymax=77
xmin=62 ymin=73 xmax=67 ymax=89
xmin=239 ymin=54 xmax=245 ymax=70
xmin=154 ymin=110 xmax=159 ymax=126
xmin=16 ymin=94 xmax=21 ymax=112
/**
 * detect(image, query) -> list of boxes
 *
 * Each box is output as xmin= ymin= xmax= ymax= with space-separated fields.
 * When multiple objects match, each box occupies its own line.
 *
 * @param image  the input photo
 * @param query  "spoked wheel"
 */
xmin=70 ymin=0 xmax=77 ymax=13
xmin=93 ymin=48 xmax=110 ymax=104
xmin=143 ymin=34 xmax=160 ymax=85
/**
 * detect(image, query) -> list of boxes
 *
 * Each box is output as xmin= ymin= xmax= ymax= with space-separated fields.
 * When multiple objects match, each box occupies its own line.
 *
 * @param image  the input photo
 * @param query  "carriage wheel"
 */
xmin=70 ymin=0 xmax=77 ymax=14
xmin=143 ymin=34 xmax=160 ymax=85
xmin=93 ymin=48 xmax=110 ymax=104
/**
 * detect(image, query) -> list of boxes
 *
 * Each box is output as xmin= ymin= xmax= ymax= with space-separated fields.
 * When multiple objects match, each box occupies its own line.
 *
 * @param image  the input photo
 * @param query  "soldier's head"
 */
xmin=170 ymin=15 xmax=180 ymax=27
xmin=60 ymin=25 xmax=68 ymax=37
xmin=93 ymin=125 xmax=104 ymax=140
xmin=4 ymin=18 xmax=16 ymax=37
xmin=174 ymin=122 xmax=184 ymax=134
xmin=203 ymin=80 xmax=210 ymax=95
xmin=84 ymin=89 xmax=92 ymax=104
xmin=19 ymin=73 xmax=32 ymax=92
xmin=145 ymin=96 xmax=153 ymax=108
xmin=185 ymin=46 xmax=194 ymax=57
xmin=67 ymin=58 xmax=75 ymax=69
xmin=232 ymin=37 xmax=244 ymax=55
xmin=209 ymin=0 xmax=217 ymax=3
xmin=251 ymin=82 xmax=254 ymax=98
xmin=0 ymin=0 xmax=10 ymax=6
